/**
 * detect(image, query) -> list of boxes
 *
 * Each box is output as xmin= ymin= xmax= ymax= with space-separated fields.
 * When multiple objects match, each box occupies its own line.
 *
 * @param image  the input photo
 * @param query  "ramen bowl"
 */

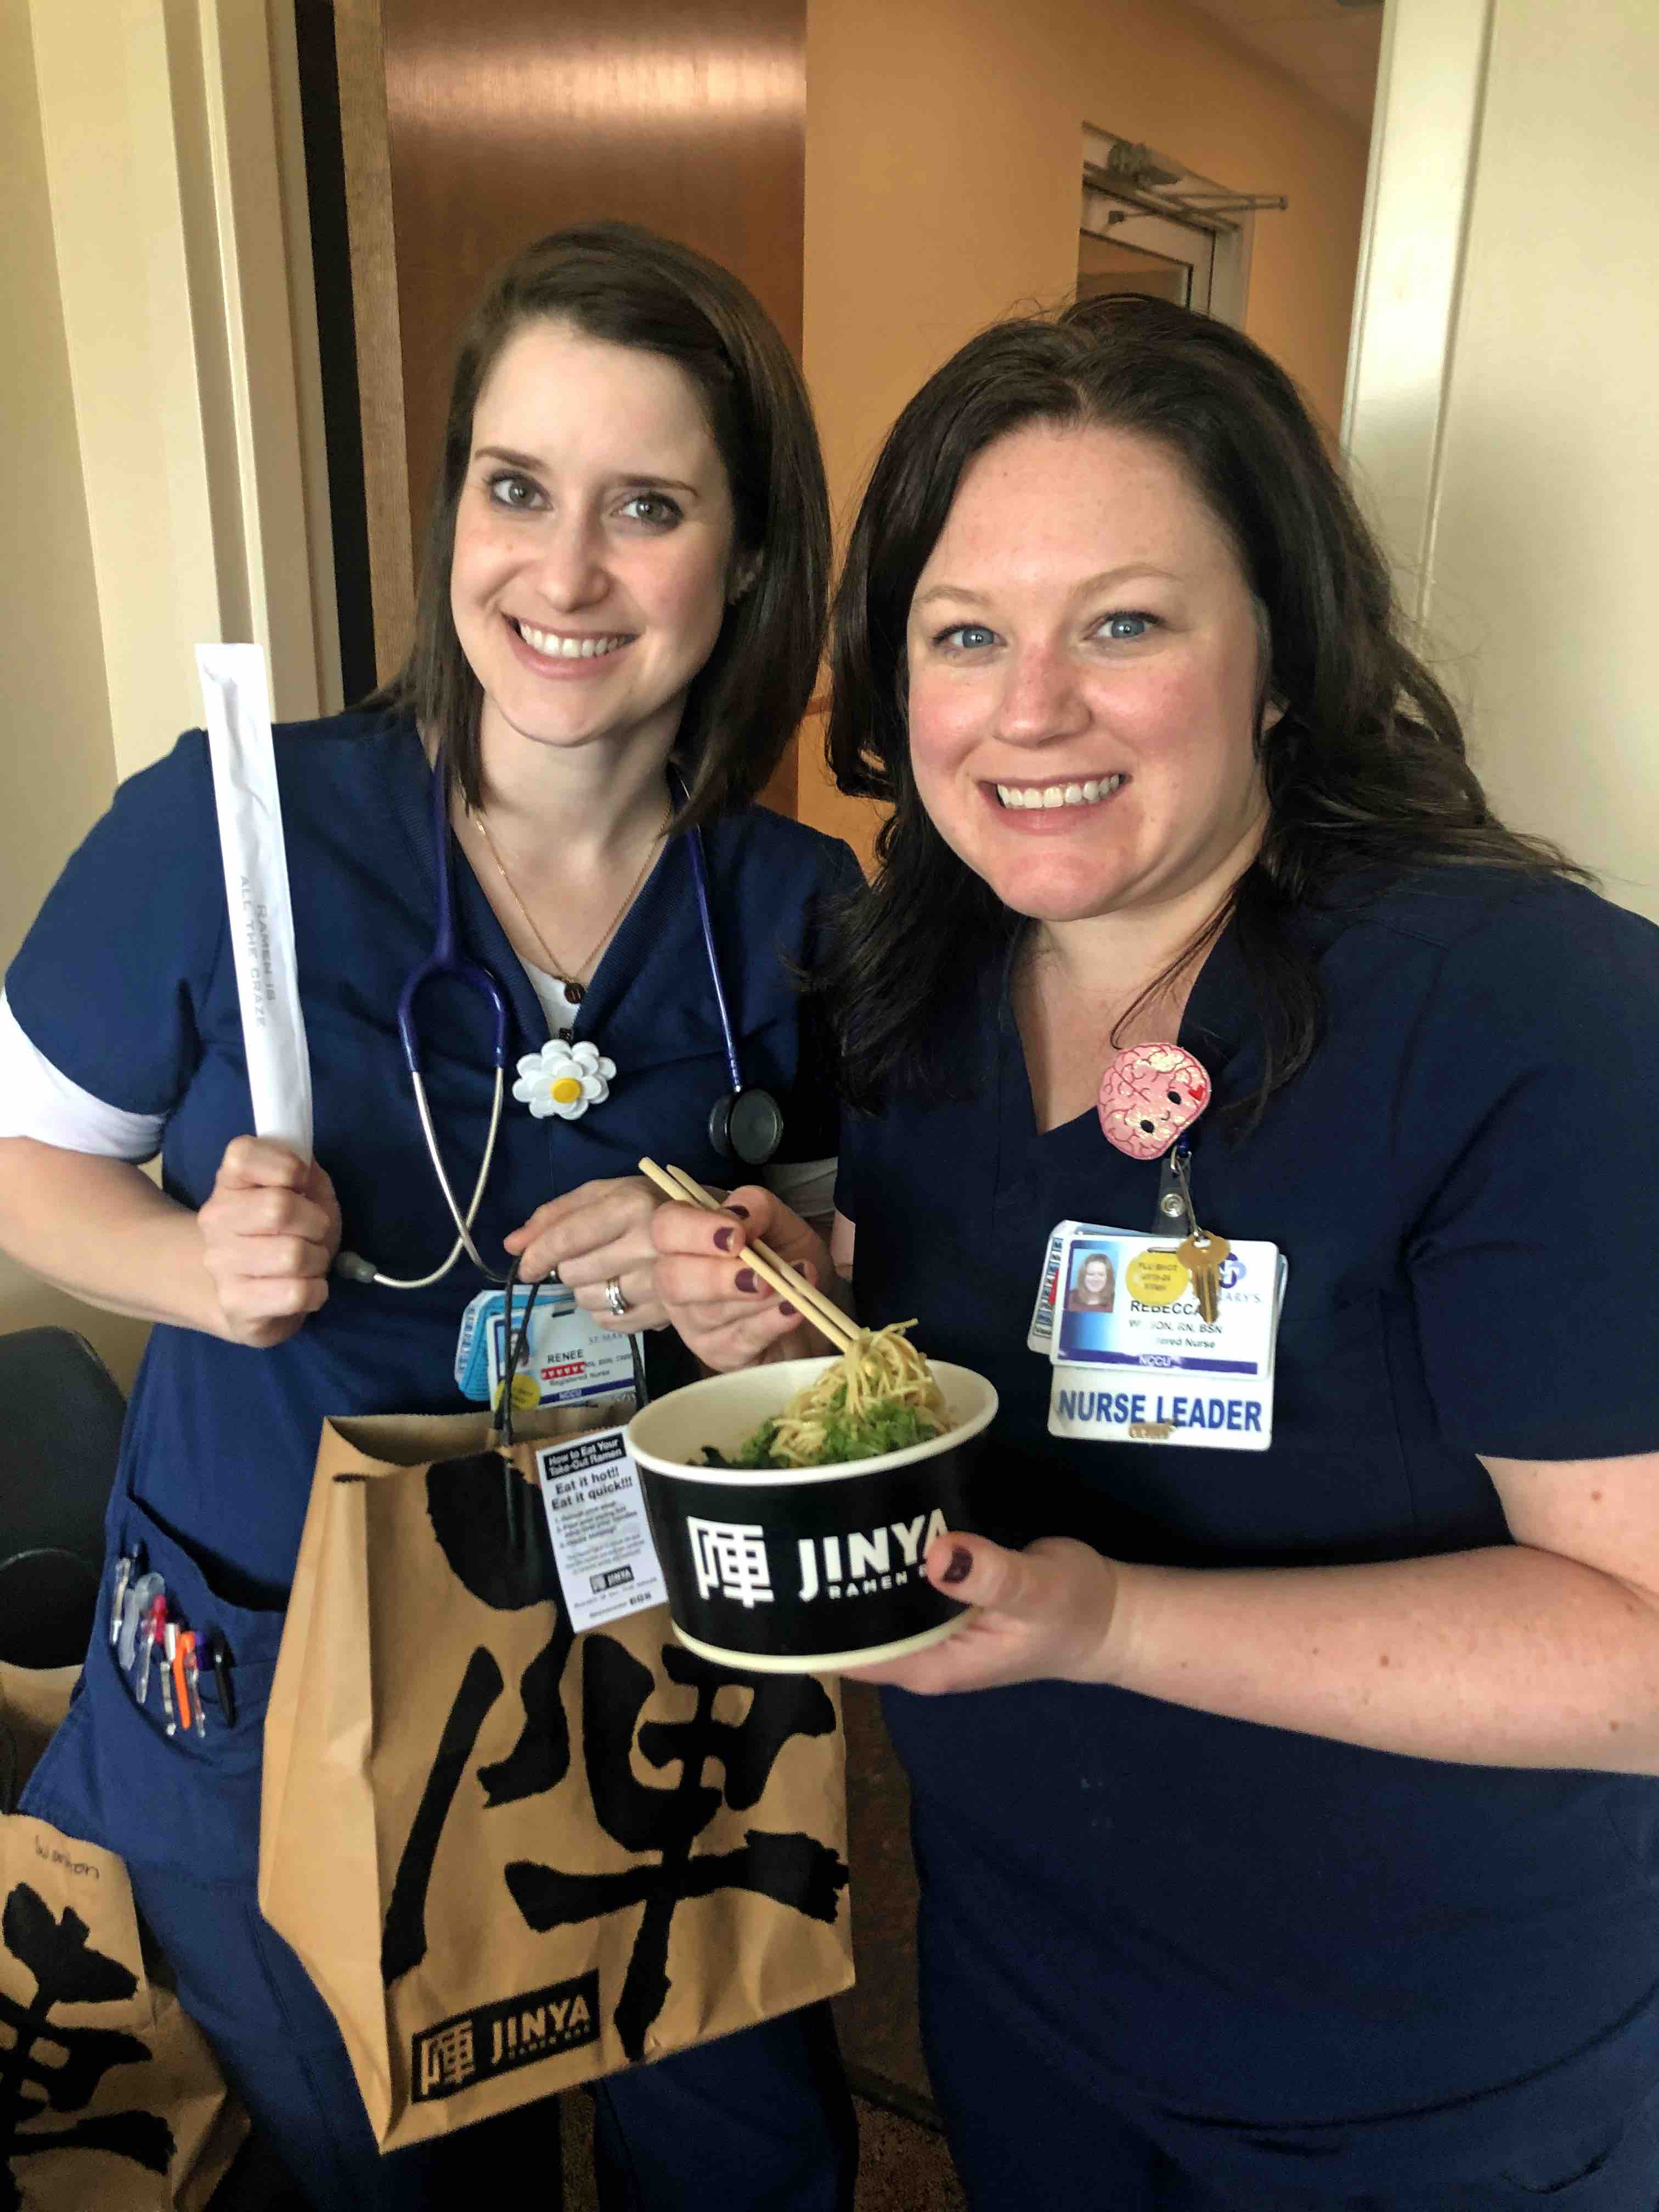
xmin=625 ymin=1357 xmax=998 ymax=1674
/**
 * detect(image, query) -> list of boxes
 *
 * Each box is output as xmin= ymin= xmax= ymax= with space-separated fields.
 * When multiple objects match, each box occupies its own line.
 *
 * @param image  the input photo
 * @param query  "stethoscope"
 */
xmin=335 ymin=760 xmax=782 ymax=1290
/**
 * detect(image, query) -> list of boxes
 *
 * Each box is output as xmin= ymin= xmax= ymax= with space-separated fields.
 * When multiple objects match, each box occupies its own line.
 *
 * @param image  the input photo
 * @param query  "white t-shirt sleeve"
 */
xmin=0 ymin=990 xmax=165 ymax=1161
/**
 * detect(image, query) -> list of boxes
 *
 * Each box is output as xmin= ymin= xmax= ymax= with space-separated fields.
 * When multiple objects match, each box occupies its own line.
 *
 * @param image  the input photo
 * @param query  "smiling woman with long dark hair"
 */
xmin=655 ymin=294 xmax=1659 ymax=2209
xmin=0 ymin=222 xmax=860 ymax=2212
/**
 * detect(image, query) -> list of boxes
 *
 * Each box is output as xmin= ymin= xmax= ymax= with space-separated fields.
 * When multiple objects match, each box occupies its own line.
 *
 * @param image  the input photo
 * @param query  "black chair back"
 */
xmin=0 ymin=1326 xmax=127 ymax=1666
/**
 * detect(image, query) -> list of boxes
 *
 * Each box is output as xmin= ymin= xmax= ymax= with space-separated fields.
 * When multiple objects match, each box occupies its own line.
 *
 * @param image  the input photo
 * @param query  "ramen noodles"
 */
xmin=702 ymin=1323 xmax=949 ymax=1469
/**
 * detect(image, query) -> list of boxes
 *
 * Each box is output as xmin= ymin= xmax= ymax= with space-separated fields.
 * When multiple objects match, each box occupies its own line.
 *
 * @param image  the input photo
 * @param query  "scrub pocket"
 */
xmin=78 ymin=1485 xmax=289 ymax=1884
xmin=1487 ymin=2082 xmax=1659 ymax=2206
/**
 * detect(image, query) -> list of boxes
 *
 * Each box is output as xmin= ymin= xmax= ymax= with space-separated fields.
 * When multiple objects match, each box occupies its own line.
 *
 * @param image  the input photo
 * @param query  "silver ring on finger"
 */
xmin=603 ymin=1277 xmax=630 ymax=1319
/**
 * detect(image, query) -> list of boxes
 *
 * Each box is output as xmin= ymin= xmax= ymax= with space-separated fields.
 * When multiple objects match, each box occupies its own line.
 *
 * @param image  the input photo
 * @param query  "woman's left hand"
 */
xmin=504 ymin=1176 xmax=667 ymax=1331
xmin=847 ymin=1533 xmax=1122 ymax=1693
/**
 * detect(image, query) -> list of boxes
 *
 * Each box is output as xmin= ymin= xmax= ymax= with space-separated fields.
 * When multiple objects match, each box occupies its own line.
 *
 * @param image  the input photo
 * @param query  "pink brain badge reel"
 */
xmin=1097 ymin=1042 xmax=1212 ymax=1160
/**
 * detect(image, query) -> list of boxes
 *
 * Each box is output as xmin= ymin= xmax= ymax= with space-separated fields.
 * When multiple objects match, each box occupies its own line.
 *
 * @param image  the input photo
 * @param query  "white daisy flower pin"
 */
xmin=512 ymin=1039 xmax=617 ymax=1121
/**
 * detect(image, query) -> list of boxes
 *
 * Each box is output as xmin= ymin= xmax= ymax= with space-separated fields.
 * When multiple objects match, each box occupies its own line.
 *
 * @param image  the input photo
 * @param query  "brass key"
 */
xmin=1176 ymin=1230 xmax=1231 ymax=1324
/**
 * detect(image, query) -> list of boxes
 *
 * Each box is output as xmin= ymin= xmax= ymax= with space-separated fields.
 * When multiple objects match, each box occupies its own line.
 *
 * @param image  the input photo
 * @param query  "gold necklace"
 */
xmin=465 ymin=799 xmax=669 ymax=1002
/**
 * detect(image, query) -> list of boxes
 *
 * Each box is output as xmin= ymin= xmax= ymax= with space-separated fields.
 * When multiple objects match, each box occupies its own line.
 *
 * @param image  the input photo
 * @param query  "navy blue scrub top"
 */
xmin=7 ymin=707 xmax=860 ymax=1601
xmin=838 ymin=868 xmax=1659 ymax=2170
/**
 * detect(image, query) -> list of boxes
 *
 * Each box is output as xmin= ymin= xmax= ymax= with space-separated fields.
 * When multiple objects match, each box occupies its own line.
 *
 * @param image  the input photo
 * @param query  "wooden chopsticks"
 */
xmin=637 ymin=1156 xmax=859 ymax=1354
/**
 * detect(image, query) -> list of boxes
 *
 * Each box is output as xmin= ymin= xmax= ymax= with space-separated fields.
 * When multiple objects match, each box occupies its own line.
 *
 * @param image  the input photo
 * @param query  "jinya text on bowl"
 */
xmin=625 ymin=1356 xmax=998 ymax=1674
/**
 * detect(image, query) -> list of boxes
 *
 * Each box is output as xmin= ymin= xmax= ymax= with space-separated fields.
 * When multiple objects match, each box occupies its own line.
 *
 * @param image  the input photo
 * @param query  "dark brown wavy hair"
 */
xmin=377 ymin=221 xmax=829 ymax=826
xmin=821 ymin=294 xmax=1581 ymax=1120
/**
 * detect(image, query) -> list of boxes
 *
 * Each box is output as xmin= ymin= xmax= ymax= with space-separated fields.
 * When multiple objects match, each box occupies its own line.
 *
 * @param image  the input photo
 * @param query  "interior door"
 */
xmin=330 ymin=0 xmax=808 ymax=809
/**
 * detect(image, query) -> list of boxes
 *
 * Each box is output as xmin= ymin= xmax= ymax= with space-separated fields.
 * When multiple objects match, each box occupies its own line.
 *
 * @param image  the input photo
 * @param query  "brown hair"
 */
xmin=820 ymin=293 xmax=1582 ymax=1120
xmin=380 ymin=221 xmax=829 ymax=825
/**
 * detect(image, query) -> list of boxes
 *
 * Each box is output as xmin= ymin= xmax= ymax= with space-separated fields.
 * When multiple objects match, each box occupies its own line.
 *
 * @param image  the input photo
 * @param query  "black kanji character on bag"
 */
xmin=1 ymin=1880 xmax=173 ymax=2210
xmin=382 ymin=1453 xmax=574 ymax=1985
xmin=382 ymin=1451 xmax=848 ymax=2064
xmin=505 ymin=1635 xmax=847 ymax=2061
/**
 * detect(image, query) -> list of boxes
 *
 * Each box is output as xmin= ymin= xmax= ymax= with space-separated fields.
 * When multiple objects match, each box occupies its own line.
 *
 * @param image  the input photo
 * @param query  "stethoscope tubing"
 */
xmin=685 ymin=819 xmax=742 ymax=1096
xmin=369 ymin=1063 xmax=506 ymax=1288
xmin=338 ymin=757 xmax=764 ymax=1293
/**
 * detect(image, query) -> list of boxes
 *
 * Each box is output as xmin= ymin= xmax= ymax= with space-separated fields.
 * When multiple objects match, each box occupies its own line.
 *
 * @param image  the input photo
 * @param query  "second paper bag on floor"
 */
xmin=258 ymin=1404 xmax=853 ymax=2151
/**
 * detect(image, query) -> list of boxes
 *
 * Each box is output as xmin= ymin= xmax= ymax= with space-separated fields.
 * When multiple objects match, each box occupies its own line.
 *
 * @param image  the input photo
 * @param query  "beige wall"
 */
xmin=799 ymin=0 xmax=1373 ymax=860
xmin=29 ymin=0 xmax=335 ymax=777
xmin=1347 ymin=0 xmax=1658 ymax=922
xmin=1 ymin=0 xmax=331 ymax=1385
xmin=0 ymin=0 xmax=150 ymax=1385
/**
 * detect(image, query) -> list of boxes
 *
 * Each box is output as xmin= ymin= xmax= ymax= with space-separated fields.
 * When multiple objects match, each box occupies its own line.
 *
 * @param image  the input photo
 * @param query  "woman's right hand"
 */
xmin=651 ymin=1185 xmax=836 ymax=1372
xmin=197 ymin=1137 xmax=341 ymax=1348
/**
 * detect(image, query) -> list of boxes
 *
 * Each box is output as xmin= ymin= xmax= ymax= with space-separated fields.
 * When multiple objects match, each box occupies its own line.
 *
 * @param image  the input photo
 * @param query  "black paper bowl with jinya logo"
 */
xmin=625 ymin=1358 xmax=998 ymax=1674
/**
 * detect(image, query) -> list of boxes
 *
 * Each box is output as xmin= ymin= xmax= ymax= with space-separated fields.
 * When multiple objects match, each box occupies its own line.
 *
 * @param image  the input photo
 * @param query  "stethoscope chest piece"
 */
xmin=709 ymin=1086 xmax=783 ymax=1167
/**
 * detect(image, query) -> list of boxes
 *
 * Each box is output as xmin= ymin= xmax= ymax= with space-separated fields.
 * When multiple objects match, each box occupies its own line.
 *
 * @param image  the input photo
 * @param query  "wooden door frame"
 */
xmin=334 ymin=0 xmax=416 ymax=685
xmin=1341 ymin=0 xmax=1494 ymax=622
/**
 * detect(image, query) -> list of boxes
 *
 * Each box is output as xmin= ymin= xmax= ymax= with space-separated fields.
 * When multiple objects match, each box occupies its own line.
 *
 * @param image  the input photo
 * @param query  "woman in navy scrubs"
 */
xmin=656 ymin=296 xmax=1659 ymax=2207
xmin=0 ymin=224 xmax=858 ymax=2210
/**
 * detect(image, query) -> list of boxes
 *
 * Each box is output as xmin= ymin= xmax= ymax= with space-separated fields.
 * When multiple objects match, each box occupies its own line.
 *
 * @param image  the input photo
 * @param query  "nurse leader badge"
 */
xmin=1038 ymin=1037 xmax=1284 ymax=1452
xmin=1097 ymin=1041 xmax=1211 ymax=1161
xmin=513 ymin=1039 xmax=616 ymax=1121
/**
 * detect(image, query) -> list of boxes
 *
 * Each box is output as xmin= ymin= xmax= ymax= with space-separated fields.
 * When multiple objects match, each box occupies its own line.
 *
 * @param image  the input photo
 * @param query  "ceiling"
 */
xmin=1179 ymin=0 xmax=1384 ymax=134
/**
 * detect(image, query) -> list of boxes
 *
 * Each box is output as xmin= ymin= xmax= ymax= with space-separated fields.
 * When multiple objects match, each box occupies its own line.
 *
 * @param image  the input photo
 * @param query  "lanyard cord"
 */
xmin=495 ymin=1260 xmax=540 ymax=1555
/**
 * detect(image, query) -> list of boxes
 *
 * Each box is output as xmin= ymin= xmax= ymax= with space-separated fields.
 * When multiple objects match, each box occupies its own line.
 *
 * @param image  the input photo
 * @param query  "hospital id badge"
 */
xmin=454 ymin=1284 xmax=637 ymax=1412
xmin=1040 ymin=1223 xmax=1286 ymax=1450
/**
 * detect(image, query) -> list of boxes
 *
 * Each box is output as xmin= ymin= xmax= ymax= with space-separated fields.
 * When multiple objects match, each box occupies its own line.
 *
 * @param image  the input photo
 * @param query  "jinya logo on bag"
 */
xmin=411 ymin=1971 xmax=599 ymax=2101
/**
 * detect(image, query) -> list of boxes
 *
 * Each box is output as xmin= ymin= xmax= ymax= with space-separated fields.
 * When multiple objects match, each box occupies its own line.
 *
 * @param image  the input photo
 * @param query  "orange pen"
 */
xmin=170 ymin=1622 xmax=191 ymax=1735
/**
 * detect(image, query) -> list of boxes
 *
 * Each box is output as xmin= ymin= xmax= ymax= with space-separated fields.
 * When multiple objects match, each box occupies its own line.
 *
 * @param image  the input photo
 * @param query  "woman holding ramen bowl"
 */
xmin=654 ymin=295 xmax=1659 ymax=2208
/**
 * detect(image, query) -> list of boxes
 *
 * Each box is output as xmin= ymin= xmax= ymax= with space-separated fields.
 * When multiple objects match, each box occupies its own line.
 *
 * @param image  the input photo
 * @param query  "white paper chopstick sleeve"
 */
xmin=195 ymin=644 xmax=314 ymax=1161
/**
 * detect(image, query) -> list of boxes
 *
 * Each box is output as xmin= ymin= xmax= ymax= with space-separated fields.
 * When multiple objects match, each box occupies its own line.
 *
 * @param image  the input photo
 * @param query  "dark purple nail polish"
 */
xmin=941 ymin=1547 xmax=973 ymax=1586
xmin=714 ymin=1227 xmax=736 ymax=1252
xmin=736 ymin=1268 xmax=760 ymax=1295
xmin=728 ymin=1203 xmax=750 ymax=1219
xmin=778 ymin=1302 xmax=798 ymax=1318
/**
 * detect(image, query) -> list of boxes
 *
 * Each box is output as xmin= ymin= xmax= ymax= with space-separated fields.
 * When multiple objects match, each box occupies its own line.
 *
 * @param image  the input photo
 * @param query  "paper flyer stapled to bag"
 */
xmin=196 ymin=644 xmax=313 ymax=1160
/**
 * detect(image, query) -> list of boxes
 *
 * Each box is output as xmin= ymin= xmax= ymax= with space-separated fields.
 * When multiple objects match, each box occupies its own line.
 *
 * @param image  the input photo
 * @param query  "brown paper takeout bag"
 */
xmin=1 ymin=1667 xmax=247 ymax=2211
xmin=259 ymin=1404 xmax=854 ymax=2152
